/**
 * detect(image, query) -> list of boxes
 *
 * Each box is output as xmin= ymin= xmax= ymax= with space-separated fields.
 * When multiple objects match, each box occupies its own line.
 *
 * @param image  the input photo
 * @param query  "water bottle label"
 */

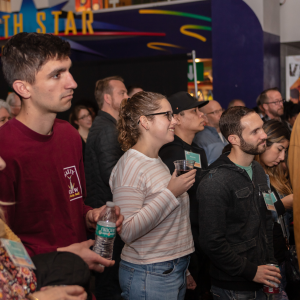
xmin=96 ymin=224 xmax=116 ymax=238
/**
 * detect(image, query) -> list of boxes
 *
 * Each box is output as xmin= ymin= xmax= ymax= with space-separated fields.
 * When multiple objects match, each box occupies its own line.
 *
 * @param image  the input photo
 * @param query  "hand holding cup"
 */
xmin=167 ymin=160 xmax=196 ymax=198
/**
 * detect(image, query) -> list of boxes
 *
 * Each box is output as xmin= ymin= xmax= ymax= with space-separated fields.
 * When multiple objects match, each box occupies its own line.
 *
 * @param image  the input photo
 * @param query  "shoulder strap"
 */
xmin=270 ymin=185 xmax=290 ymax=248
xmin=278 ymin=215 xmax=290 ymax=249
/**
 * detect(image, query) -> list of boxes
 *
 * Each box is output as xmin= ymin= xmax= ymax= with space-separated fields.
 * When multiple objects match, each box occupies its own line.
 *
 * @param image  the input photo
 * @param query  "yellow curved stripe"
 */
xmin=180 ymin=25 xmax=206 ymax=42
xmin=147 ymin=42 xmax=183 ymax=52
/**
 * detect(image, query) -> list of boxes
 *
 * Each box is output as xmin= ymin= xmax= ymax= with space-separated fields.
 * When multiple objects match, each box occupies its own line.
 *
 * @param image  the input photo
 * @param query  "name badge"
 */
xmin=0 ymin=238 xmax=36 ymax=269
xmin=185 ymin=151 xmax=201 ymax=168
xmin=262 ymin=191 xmax=277 ymax=211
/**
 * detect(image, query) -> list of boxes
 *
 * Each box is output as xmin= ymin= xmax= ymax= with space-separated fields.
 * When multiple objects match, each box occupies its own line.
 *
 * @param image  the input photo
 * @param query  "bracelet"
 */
xmin=186 ymin=271 xmax=191 ymax=277
xmin=27 ymin=294 xmax=39 ymax=300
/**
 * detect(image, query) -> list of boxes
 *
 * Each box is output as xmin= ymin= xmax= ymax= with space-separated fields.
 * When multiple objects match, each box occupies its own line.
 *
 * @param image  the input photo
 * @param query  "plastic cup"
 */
xmin=173 ymin=160 xmax=195 ymax=176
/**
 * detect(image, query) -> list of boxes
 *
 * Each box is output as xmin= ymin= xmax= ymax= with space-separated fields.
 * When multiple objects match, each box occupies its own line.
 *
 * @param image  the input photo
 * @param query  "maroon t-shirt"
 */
xmin=0 ymin=118 xmax=92 ymax=256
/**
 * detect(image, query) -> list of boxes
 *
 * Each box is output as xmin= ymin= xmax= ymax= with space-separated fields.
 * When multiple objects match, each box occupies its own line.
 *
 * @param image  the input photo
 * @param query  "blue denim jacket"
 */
xmin=193 ymin=126 xmax=228 ymax=165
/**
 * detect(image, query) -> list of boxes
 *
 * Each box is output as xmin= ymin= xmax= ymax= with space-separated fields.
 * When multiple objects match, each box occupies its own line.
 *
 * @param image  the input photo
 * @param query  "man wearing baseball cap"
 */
xmin=159 ymin=91 xmax=210 ymax=299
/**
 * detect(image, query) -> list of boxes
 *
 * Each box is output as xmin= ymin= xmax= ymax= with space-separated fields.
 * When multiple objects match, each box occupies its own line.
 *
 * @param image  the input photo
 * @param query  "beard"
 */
xmin=112 ymin=102 xmax=120 ymax=111
xmin=269 ymin=106 xmax=284 ymax=117
xmin=111 ymin=97 xmax=120 ymax=112
xmin=240 ymin=136 xmax=266 ymax=155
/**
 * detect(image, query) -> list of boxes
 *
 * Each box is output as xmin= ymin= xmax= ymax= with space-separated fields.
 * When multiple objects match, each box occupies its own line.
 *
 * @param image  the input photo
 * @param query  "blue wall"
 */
xmin=263 ymin=31 xmax=281 ymax=91
xmin=212 ymin=0 xmax=265 ymax=108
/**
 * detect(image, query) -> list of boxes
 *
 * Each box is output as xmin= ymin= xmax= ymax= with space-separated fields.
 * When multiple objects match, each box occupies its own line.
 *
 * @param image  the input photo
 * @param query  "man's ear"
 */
xmin=262 ymin=103 xmax=268 ymax=112
xmin=12 ymin=80 xmax=31 ymax=100
xmin=228 ymin=134 xmax=240 ymax=146
xmin=258 ymin=105 xmax=265 ymax=113
xmin=103 ymin=93 xmax=112 ymax=106
xmin=174 ymin=114 xmax=181 ymax=125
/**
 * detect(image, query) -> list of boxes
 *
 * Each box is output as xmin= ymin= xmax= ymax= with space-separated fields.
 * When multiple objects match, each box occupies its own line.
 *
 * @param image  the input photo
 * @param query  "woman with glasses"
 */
xmin=110 ymin=91 xmax=196 ymax=300
xmin=69 ymin=105 xmax=93 ymax=161
xmin=255 ymin=120 xmax=293 ymax=300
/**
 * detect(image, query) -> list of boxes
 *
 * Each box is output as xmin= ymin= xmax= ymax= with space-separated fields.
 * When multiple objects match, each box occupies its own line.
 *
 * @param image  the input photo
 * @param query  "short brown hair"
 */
xmin=2 ymin=32 xmax=71 ymax=87
xmin=256 ymin=87 xmax=279 ymax=106
xmin=94 ymin=76 xmax=124 ymax=109
xmin=117 ymin=91 xmax=164 ymax=151
xmin=220 ymin=107 xmax=255 ymax=142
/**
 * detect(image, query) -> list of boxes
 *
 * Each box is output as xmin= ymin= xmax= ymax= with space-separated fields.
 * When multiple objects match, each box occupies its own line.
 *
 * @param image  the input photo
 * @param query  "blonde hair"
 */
xmin=117 ymin=91 xmax=165 ymax=151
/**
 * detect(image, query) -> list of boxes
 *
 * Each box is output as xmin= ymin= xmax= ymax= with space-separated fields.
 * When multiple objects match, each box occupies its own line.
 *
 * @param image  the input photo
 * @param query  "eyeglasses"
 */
xmin=204 ymin=109 xmax=223 ymax=116
xmin=78 ymin=113 xmax=91 ymax=120
xmin=138 ymin=111 xmax=174 ymax=124
xmin=266 ymin=99 xmax=285 ymax=106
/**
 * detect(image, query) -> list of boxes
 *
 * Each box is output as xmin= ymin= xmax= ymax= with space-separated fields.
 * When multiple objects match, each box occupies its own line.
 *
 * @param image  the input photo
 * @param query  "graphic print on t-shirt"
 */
xmin=63 ymin=166 xmax=83 ymax=201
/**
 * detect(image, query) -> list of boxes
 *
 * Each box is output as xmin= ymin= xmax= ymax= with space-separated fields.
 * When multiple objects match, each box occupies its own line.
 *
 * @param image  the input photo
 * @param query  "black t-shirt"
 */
xmin=272 ymin=187 xmax=288 ymax=264
xmin=159 ymin=135 xmax=208 ymax=250
xmin=273 ymin=222 xmax=287 ymax=264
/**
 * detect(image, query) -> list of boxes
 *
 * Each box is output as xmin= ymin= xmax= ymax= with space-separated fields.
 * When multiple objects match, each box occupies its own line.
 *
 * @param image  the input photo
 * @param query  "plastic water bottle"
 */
xmin=93 ymin=201 xmax=117 ymax=261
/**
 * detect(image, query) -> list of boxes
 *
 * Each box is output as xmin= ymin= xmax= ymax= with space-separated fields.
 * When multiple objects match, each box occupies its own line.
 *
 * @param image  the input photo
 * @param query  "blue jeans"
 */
xmin=211 ymin=286 xmax=266 ymax=300
xmin=119 ymin=255 xmax=190 ymax=300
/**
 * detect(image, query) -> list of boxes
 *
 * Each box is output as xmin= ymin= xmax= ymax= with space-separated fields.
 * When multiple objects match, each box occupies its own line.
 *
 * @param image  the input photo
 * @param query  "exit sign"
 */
xmin=187 ymin=62 xmax=204 ymax=82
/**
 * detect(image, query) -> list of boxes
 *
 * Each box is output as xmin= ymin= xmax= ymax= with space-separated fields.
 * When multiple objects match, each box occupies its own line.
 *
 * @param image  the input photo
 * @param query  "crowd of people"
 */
xmin=0 ymin=32 xmax=299 ymax=300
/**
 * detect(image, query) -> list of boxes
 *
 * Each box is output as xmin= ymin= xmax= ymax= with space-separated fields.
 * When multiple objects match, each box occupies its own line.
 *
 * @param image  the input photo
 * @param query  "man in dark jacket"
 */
xmin=159 ymin=92 xmax=209 ymax=299
xmin=85 ymin=76 xmax=128 ymax=300
xmin=198 ymin=107 xmax=281 ymax=299
xmin=85 ymin=76 xmax=127 ymax=208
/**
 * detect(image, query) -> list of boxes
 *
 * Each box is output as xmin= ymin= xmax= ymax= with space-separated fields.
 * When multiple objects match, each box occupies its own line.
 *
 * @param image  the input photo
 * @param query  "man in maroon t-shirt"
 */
xmin=0 ymin=32 xmax=123 ymax=273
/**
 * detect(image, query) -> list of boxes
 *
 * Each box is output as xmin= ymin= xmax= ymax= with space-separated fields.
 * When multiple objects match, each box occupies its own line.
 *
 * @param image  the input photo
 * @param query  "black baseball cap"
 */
xmin=168 ymin=92 xmax=209 ymax=114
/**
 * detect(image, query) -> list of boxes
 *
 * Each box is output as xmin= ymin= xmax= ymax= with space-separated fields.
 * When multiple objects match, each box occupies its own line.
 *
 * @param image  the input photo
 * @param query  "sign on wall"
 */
xmin=286 ymin=55 xmax=300 ymax=102
xmin=0 ymin=0 xmax=212 ymax=60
